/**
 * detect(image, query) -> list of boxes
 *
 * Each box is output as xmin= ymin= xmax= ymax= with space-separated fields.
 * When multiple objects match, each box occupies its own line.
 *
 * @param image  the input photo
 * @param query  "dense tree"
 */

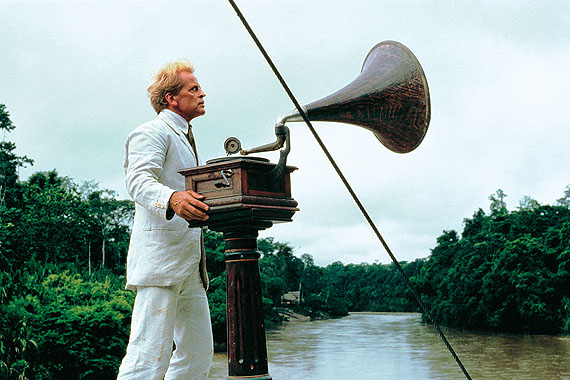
xmin=0 ymin=104 xmax=135 ymax=378
xmin=0 ymin=264 xmax=134 ymax=379
xmin=420 ymin=189 xmax=570 ymax=333
xmin=489 ymin=188 xmax=508 ymax=214
xmin=557 ymin=185 xmax=570 ymax=208
xmin=259 ymin=237 xmax=304 ymax=305
xmin=203 ymin=229 xmax=225 ymax=279
xmin=1 ymin=104 xmax=34 ymax=271
xmin=518 ymin=195 xmax=541 ymax=211
xmin=82 ymin=185 xmax=134 ymax=273
xmin=2 ymin=170 xmax=133 ymax=273
xmin=0 ymin=104 xmax=33 ymax=208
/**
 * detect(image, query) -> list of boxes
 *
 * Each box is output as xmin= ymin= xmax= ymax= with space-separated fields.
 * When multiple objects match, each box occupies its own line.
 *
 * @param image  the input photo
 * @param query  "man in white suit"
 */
xmin=117 ymin=61 xmax=213 ymax=380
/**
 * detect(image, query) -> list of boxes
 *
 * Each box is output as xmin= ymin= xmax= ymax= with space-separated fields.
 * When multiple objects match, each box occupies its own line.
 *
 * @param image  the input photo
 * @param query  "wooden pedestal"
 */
xmin=179 ymin=157 xmax=298 ymax=380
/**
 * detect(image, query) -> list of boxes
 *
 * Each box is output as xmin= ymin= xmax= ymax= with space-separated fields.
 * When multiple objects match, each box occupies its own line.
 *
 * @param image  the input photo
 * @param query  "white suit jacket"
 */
xmin=123 ymin=109 xmax=208 ymax=290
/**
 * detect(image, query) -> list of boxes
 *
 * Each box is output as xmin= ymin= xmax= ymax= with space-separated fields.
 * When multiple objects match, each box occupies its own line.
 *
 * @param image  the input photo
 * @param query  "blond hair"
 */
xmin=147 ymin=60 xmax=194 ymax=114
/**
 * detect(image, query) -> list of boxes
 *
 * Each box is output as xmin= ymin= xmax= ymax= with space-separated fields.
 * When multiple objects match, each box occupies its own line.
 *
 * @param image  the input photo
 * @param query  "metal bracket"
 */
xmin=225 ymin=123 xmax=291 ymax=185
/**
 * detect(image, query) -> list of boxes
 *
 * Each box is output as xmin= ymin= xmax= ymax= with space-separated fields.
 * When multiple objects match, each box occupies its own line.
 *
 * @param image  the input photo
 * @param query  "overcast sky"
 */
xmin=2 ymin=1 xmax=569 ymax=266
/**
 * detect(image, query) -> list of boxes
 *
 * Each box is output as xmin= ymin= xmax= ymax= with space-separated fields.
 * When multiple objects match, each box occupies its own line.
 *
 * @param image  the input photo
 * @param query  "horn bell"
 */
xmin=283 ymin=41 xmax=431 ymax=153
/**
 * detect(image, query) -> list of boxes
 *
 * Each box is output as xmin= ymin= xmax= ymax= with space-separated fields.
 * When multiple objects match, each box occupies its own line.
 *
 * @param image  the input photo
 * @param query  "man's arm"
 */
xmin=124 ymin=124 xmax=176 ymax=220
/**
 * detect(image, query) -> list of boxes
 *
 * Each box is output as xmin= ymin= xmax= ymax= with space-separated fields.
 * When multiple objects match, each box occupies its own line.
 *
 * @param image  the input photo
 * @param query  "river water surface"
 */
xmin=208 ymin=312 xmax=570 ymax=379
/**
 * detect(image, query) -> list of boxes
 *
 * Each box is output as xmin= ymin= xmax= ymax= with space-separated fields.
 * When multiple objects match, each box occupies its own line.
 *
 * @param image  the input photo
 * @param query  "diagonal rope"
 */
xmin=226 ymin=1 xmax=473 ymax=379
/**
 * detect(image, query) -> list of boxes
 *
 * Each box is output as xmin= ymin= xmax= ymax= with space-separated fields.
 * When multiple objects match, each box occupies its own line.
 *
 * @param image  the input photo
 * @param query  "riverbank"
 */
xmin=276 ymin=308 xmax=311 ymax=322
xmin=276 ymin=308 xmax=420 ymax=323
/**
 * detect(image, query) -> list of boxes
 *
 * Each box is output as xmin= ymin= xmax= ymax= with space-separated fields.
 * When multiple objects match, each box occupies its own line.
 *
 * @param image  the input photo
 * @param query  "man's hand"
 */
xmin=168 ymin=190 xmax=209 ymax=221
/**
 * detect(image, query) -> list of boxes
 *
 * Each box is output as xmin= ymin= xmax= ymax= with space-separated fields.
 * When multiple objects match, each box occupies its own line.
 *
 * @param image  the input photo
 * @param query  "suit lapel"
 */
xmin=158 ymin=114 xmax=197 ymax=162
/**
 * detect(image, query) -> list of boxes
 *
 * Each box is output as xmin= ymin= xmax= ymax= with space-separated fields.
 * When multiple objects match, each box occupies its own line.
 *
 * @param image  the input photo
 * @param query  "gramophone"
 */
xmin=179 ymin=40 xmax=430 ymax=380
xmin=223 ymin=40 xmax=430 ymax=181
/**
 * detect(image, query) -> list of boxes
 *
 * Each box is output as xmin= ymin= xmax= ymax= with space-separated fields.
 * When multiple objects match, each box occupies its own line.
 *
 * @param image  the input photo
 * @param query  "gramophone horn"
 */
xmin=280 ymin=40 xmax=430 ymax=153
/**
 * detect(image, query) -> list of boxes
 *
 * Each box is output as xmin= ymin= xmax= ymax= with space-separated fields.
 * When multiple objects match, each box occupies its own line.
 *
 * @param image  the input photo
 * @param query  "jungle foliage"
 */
xmin=1 ymin=104 xmax=136 ymax=379
xmin=1 ymin=103 xmax=569 ymax=379
xmin=417 ymin=189 xmax=570 ymax=334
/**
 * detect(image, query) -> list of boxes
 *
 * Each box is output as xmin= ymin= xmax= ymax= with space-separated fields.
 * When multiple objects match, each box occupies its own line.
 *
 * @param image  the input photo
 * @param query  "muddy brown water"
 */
xmin=208 ymin=312 xmax=570 ymax=380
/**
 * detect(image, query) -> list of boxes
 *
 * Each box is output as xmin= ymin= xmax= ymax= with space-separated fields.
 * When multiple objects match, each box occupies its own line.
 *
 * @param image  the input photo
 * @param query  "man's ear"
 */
xmin=165 ymin=92 xmax=177 ymax=107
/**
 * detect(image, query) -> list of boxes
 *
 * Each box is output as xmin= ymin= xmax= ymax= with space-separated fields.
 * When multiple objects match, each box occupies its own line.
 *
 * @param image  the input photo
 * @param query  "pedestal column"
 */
xmin=223 ymin=229 xmax=271 ymax=379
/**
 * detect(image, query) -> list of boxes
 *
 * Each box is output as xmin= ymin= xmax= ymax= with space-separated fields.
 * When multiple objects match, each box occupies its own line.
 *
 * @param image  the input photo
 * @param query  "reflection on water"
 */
xmin=208 ymin=313 xmax=570 ymax=380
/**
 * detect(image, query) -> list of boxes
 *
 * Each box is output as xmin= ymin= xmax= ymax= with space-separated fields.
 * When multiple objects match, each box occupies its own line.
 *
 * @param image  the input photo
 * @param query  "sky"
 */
xmin=1 ymin=0 xmax=569 ymax=267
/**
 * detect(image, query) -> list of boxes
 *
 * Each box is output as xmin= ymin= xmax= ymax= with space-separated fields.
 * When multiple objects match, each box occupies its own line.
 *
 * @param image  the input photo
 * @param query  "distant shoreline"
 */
xmin=276 ymin=309 xmax=422 ymax=324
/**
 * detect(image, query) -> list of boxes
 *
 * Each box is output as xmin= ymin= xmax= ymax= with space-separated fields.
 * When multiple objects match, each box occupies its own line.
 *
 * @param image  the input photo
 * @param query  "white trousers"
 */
xmin=117 ymin=268 xmax=213 ymax=380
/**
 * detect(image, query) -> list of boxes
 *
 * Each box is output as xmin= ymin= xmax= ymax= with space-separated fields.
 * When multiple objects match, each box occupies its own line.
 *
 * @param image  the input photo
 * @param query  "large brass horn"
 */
xmin=277 ymin=40 xmax=430 ymax=154
xmin=229 ymin=40 xmax=431 ymax=169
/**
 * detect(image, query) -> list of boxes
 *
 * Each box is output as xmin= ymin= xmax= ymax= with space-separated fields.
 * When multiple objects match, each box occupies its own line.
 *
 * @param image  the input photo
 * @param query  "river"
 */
xmin=208 ymin=312 xmax=570 ymax=380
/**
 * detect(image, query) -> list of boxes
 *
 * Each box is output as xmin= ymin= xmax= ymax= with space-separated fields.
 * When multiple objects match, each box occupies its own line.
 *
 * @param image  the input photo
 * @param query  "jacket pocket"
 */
xmin=142 ymin=214 xmax=188 ymax=232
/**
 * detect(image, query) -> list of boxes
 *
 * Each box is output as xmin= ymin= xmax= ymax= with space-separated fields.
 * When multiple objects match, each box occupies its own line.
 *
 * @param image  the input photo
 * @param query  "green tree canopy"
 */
xmin=420 ymin=189 xmax=570 ymax=333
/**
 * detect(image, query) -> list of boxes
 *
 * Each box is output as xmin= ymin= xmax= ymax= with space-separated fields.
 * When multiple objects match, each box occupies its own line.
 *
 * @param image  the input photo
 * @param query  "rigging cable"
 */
xmin=226 ymin=1 xmax=473 ymax=379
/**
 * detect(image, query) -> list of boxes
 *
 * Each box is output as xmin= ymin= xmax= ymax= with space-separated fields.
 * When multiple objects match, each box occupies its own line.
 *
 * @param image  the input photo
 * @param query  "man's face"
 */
xmin=167 ymin=71 xmax=206 ymax=122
